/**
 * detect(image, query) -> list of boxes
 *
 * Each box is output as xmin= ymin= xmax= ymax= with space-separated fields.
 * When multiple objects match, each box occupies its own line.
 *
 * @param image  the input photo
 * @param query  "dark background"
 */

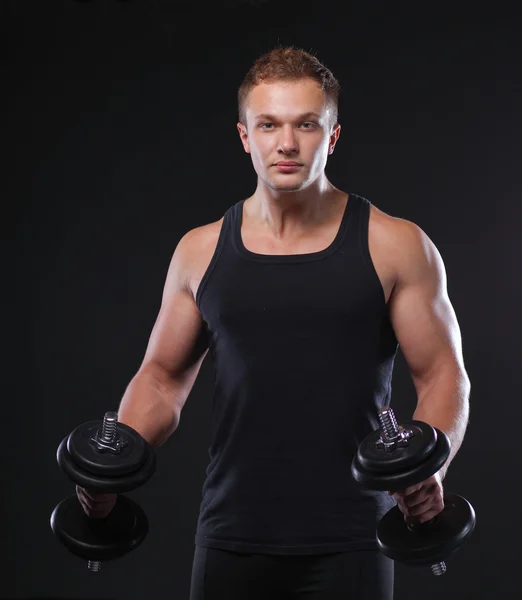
xmin=5 ymin=0 xmax=522 ymax=598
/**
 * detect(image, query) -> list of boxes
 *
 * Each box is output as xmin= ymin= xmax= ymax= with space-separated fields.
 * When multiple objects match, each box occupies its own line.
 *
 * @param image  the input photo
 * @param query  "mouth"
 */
xmin=274 ymin=163 xmax=302 ymax=172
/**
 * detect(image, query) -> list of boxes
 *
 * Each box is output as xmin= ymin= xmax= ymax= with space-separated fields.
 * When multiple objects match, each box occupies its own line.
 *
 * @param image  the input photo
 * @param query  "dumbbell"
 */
xmin=351 ymin=406 xmax=476 ymax=576
xmin=50 ymin=411 xmax=156 ymax=572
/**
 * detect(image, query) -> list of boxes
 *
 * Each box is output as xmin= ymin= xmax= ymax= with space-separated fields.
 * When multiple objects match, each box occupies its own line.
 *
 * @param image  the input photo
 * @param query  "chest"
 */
xmin=188 ymin=208 xmax=397 ymax=305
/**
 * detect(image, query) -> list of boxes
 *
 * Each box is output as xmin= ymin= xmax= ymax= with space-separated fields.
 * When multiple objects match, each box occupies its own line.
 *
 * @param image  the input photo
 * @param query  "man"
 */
xmin=77 ymin=47 xmax=470 ymax=599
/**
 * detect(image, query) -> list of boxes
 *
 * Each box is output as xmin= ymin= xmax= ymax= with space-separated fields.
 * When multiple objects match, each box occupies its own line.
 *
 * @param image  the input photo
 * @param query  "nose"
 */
xmin=277 ymin=124 xmax=299 ymax=155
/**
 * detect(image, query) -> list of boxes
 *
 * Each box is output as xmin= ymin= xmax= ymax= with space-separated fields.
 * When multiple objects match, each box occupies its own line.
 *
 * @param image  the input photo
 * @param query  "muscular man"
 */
xmin=77 ymin=47 xmax=471 ymax=599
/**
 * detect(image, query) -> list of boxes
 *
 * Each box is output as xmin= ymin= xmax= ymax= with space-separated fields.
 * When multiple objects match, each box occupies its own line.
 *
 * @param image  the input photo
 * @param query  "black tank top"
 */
xmin=194 ymin=193 xmax=399 ymax=555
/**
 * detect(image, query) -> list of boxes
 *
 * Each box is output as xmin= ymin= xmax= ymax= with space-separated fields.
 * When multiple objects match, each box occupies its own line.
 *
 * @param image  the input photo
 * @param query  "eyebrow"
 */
xmin=254 ymin=111 xmax=322 ymax=121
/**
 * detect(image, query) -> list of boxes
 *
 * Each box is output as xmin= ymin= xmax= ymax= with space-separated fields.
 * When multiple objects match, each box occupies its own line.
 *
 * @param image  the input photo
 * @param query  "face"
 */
xmin=237 ymin=78 xmax=341 ymax=192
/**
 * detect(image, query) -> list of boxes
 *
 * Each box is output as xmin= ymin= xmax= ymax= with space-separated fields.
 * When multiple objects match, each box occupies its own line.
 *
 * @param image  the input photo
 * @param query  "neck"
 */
xmin=246 ymin=175 xmax=342 ymax=240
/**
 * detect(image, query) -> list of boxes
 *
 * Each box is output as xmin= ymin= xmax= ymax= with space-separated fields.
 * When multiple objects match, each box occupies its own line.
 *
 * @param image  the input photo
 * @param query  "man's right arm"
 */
xmin=117 ymin=228 xmax=209 ymax=449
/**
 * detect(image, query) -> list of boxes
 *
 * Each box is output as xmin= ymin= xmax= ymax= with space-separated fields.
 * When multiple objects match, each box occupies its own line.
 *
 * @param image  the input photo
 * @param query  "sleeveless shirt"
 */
xmin=193 ymin=193 xmax=399 ymax=555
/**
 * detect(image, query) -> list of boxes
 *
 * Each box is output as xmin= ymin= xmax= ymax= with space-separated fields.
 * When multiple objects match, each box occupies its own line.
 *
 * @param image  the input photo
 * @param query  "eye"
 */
xmin=258 ymin=122 xmax=317 ymax=130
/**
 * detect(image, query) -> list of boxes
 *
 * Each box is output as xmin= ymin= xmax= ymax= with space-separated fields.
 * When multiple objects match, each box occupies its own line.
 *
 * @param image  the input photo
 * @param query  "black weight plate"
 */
xmin=67 ymin=421 xmax=146 ymax=477
xmin=351 ymin=428 xmax=450 ymax=490
xmin=50 ymin=494 xmax=148 ymax=561
xmin=57 ymin=435 xmax=156 ymax=492
xmin=357 ymin=421 xmax=438 ymax=473
xmin=376 ymin=492 xmax=476 ymax=565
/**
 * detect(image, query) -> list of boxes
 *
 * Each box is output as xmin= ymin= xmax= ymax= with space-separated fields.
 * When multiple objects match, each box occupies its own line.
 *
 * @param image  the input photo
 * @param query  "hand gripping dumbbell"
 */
xmin=351 ymin=406 xmax=476 ymax=576
xmin=50 ymin=411 xmax=156 ymax=572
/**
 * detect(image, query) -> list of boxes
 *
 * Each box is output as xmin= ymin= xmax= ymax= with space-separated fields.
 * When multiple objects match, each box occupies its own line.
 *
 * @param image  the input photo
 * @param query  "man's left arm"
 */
xmin=387 ymin=220 xmax=471 ymax=521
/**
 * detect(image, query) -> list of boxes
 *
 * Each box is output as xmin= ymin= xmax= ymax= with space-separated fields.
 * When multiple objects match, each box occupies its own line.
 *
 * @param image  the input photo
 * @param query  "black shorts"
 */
xmin=189 ymin=545 xmax=394 ymax=600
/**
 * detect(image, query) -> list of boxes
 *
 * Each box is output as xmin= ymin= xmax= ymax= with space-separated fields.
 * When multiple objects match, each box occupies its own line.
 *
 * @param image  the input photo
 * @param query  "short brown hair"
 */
xmin=238 ymin=46 xmax=341 ymax=127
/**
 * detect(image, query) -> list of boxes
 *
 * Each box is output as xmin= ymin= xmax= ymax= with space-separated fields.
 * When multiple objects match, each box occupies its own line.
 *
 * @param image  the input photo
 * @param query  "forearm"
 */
xmin=117 ymin=368 xmax=182 ymax=449
xmin=412 ymin=370 xmax=471 ymax=481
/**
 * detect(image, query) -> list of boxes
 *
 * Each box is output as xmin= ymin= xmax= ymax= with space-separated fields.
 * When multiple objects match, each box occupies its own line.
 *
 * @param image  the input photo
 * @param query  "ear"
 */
xmin=237 ymin=122 xmax=251 ymax=154
xmin=328 ymin=123 xmax=341 ymax=155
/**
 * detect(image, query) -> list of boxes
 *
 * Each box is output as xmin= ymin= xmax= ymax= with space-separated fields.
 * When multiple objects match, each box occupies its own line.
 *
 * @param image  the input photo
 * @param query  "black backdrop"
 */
xmin=5 ymin=0 xmax=522 ymax=598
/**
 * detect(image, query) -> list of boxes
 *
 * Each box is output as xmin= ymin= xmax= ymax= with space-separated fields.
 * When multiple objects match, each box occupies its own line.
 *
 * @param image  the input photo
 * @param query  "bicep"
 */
xmin=144 ymin=287 xmax=209 ymax=381
xmin=140 ymin=231 xmax=209 ymax=390
xmin=388 ymin=223 xmax=466 ymax=388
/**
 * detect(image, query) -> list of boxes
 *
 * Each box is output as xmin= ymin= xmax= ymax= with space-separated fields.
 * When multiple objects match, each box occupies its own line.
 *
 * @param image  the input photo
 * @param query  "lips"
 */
xmin=275 ymin=163 xmax=302 ymax=173
xmin=276 ymin=162 xmax=301 ymax=166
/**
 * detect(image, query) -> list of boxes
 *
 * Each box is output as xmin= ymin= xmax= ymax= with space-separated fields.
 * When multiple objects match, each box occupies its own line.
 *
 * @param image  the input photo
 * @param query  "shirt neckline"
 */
xmin=233 ymin=193 xmax=354 ymax=264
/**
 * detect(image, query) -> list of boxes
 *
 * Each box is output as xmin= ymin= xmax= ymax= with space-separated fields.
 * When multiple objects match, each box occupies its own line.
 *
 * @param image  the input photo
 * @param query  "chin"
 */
xmin=267 ymin=178 xmax=307 ymax=193
xmin=273 ymin=185 xmax=304 ymax=193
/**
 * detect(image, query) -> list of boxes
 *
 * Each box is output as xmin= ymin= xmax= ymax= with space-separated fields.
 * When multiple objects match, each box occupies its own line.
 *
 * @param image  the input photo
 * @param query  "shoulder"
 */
xmin=184 ymin=215 xmax=226 ymax=265
xmin=173 ymin=217 xmax=224 ymax=290
xmin=180 ymin=217 xmax=224 ymax=250
xmin=369 ymin=202 xmax=445 ymax=285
